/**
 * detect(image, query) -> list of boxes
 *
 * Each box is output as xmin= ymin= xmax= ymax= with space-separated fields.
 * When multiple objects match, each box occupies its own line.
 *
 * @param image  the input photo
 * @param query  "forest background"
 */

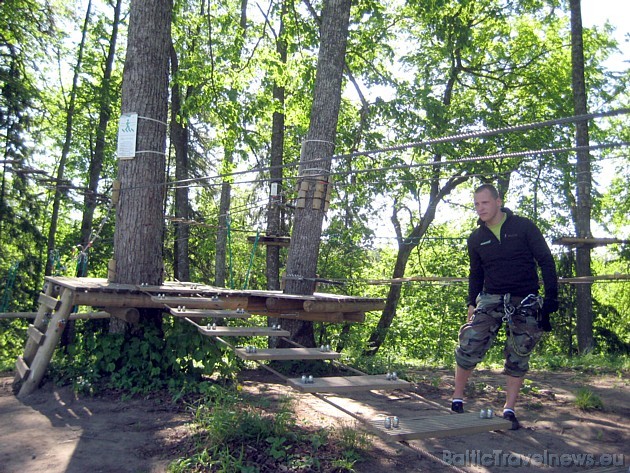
xmin=1 ymin=0 xmax=629 ymax=395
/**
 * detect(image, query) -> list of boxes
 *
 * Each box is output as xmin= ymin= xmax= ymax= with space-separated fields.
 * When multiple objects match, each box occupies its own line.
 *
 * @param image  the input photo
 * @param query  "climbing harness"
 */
xmin=502 ymin=293 xmax=543 ymax=357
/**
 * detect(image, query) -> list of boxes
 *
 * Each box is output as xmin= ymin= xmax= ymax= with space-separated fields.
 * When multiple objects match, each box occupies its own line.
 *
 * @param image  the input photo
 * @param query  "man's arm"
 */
xmin=527 ymin=221 xmax=559 ymax=330
xmin=467 ymin=238 xmax=484 ymax=309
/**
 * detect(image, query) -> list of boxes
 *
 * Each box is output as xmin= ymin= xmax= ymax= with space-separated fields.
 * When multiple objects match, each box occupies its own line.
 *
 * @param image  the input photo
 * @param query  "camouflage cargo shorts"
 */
xmin=455 ymin=293 xmax=543 ymax=377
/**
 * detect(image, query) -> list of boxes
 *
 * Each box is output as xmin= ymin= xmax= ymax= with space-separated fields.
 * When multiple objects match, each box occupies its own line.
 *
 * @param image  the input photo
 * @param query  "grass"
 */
xmin=574 ymin=387 xmax=604 ymax=411
xmin=168 ymin=386 xmax=370 ymax=472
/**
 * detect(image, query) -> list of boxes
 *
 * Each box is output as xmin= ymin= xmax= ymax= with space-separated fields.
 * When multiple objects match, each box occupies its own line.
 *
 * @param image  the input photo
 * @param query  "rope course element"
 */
xmin=117 ymin=108 xmax=630 ymax=194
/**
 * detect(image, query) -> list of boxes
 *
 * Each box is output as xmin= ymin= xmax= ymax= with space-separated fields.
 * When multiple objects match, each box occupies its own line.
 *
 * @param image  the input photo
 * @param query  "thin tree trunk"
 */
xmin=570 ymin=0 xmax=594 ymax=353
xmin=46 ymin=0 xmax=92 ymax=275
xmin=170 ymin=43 xmax=190 ymax=282
xmin=282 ymin=0 xmax=352 ymax=347
xmin=79 ymin=0 xmax=121 ymax=256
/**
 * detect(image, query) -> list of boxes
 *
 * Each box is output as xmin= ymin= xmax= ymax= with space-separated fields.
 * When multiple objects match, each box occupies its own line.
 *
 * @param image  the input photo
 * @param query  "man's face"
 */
xmin=474 ymin=189 xmax=502 ymax=224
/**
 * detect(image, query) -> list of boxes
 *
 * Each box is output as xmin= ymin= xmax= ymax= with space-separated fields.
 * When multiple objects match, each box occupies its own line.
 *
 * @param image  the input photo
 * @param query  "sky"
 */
xmin=581 ymin=0 xmax=629 ymax=70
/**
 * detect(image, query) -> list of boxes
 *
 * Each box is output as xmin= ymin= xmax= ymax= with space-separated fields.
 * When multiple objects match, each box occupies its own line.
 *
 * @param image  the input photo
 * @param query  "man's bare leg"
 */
xmin=454 ymin=365 xmax=473 ymax=400
xmin=504 ymin=374 xmax=524 ymax=410
xmin=503 ymin=374 xmax=524 ymax=429
xmin=452 ymin=365 xmax=473 ymax=412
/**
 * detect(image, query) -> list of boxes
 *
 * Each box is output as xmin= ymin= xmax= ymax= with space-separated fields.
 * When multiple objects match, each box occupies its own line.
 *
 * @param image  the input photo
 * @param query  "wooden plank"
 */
xmin=234 ymin=347 xmax=341 ymax=361
xmin=262 ymin=311 xmax=365 ymax=323
xmin=15 ymin=356 xmax=30 ymax=381
xmin=198 ymin=326 xmax=290 ymax=337
xmin=367 ymin=412 xmax=510 ymax=441
xmin=303 ymin=300 xmax=385 ymax=313
xmin=266 ymin=297 xmax=305 ymax=311
xmin=169 ymin=307 xmax=250 ymax=319
xmin=151 ymin=295 xmax=248 ymax=309
xmin=38 ymin=293 xmax=60 ymax=311
xmin=27 ymin=324 xmax=45 ymax=345
xmin=287 ymin=375 xmax=412 ymax=393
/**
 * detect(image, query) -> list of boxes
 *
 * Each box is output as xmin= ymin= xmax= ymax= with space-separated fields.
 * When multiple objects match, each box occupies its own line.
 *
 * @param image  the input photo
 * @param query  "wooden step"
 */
xmin=169 ymin=307 xmax=250 ymax=318
xmin=151 ymin=295 xmax=247 ymax=309
xmin=27 ymin=325 xmax=45 ymax=345
xmin=287 ymin=374 xmax=412 ymax=393
xmin=368 ymin=412 xmax=511 ymax=441
xmin=38 ymin=293 xmax=61 ymax=311
xmin=15 ymin=356 xmax=30 ymax=381
xmin=198 ymin=326 xmax=290 ymax=337
xmin=235 ymin=347 xmax=341 ymax=361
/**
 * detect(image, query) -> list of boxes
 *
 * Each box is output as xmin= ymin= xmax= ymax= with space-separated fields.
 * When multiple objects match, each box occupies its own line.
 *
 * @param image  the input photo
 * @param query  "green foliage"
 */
xmin=49 ymin=317 xmax=230 ymax=397
xmin=574 ymin=387 xmax=604 ymax=411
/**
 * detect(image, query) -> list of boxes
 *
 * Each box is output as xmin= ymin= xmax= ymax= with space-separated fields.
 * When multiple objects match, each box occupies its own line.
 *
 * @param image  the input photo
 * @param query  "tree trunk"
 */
xmin=112 ymin=0 xmax=171 ymax=332
xmin=170 ymin=43 xmax=190 ymax=282
xmin=570 ymin=0 xmax=594 ymax=354
xmin=215 ymin=177 xmax=231 ymax=288
xmin=46 ymin=0 xmax=92 ymax=275
xmin=79 ymin=0 xmax=121 ymax=259
xmin=282 ymin=0 xmax=352 ymax=347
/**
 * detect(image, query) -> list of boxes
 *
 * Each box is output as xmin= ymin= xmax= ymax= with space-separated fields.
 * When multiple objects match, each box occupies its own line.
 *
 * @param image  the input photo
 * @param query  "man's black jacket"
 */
xmin=467 ymin=208 xmax=558 ymax=307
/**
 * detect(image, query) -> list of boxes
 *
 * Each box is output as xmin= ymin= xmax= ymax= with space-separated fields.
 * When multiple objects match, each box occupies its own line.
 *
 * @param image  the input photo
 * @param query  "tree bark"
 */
xmin=112 ymin=0 xmax=171 ymax=331
xmin=170 ymin=43 xmax=190 ymax=282
xmin=570 ymin=0 xmax=594 ymax=353
xmin=282 ymin=0 xmax=352 ymax=347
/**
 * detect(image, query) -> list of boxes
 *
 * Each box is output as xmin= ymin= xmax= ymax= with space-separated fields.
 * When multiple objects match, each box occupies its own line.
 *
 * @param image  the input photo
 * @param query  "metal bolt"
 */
xmin=384 ymin=417 xmax=392 ymax=429
xmin=392 ymin=416 xmax=400 ymax=428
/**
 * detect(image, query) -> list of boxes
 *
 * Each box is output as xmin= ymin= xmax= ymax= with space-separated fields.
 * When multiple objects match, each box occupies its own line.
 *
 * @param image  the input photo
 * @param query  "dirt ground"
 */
xmin=1 ymin=367 xmax=628 ymax=473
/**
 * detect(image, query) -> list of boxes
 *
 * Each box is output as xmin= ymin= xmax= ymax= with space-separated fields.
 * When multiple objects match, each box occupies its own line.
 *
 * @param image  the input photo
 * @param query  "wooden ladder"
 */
xmin=15 ymin=283 xmax=75 ymax=398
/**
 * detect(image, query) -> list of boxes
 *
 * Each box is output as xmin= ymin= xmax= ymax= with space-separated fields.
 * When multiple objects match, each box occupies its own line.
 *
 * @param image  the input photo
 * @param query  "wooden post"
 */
xmin=18 ymin=288 xmax=74 ymax=398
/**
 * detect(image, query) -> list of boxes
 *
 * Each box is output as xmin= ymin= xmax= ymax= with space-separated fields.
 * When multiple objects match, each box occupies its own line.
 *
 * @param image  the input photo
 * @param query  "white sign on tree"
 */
xmin=116 ymin=112 xmax=138 ymax=159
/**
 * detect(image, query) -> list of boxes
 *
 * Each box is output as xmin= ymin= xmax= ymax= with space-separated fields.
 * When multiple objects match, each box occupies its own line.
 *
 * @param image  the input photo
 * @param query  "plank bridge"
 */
xmin=12 ymin=276 xmax=510 ymax=444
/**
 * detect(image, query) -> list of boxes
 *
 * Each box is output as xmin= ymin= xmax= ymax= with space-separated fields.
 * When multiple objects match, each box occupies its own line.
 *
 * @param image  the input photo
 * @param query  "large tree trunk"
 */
xmin=282 ymin=0 xmax=352 ymax=347
xmin=570 ymin=0 xmax=594 ymax=353
xmin=46 ymin=0 xmax=92 ymax=275
xmin=111 ymin=0 xmax=171 ymax=332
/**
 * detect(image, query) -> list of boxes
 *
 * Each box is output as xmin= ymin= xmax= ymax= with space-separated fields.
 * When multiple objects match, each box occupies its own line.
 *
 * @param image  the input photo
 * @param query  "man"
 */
xmin=452 ymin=184 xmax=558 ymax=430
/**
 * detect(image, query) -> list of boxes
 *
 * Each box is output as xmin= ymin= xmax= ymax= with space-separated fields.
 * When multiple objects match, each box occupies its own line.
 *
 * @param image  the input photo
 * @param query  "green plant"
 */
xmin=574 ymin=387 xmax=604 ymax=411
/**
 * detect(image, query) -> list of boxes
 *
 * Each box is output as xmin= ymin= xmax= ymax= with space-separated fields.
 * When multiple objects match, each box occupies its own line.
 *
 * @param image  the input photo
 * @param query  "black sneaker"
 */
xmin=451 ymin=400 xmax=464 ymax=413
xmin=503 ymin=410 xmax=520 ymax=430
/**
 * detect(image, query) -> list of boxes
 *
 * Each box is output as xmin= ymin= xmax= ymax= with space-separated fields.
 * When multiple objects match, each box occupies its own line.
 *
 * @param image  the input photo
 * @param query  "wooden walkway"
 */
xmin=11 ymin=276 xmax=514 ymax=442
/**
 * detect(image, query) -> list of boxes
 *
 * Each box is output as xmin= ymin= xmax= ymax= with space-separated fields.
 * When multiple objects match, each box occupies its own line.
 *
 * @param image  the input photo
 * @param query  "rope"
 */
xmin=227 ymin=214 xmax=234 ymax=289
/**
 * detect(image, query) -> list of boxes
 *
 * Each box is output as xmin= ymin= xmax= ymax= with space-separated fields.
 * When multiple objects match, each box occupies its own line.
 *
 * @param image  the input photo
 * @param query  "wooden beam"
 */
xmin=262 ymin=311 xmax=365 ymax=323
xmin=150 ymin=295 xmax=248 ymax=309
xmin=169 ymin=307 xmax=250 ymax=319
xmin=197 ymin=326 xmax=290 ymax=337
xmin=303 ymin=300 xmax=385 ymax=313
xmin=234 ymin=347 xmax=341 ymax=361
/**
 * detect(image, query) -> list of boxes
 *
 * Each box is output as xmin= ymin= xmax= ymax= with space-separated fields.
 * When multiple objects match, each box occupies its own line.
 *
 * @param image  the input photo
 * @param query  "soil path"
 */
xmin=1 ymin=368 xmax=628 ymax=472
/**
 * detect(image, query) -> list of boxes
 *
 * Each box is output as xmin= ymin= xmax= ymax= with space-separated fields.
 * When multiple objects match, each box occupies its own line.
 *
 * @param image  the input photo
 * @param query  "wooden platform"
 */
xmin=287 ymin=375 xmax=412 ymax=393
xmin=368 ymin=412 xmax=511 ymax=441
xmin=46 ymin=277 xmax=384 ymax=323
xmin=234 ymin=347 xmax=341 ymax=361
xmin=198 ymin=326 xmax=290 ymax=337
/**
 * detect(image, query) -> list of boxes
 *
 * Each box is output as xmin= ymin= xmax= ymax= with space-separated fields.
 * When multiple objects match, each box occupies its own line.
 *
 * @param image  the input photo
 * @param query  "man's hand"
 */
xmin=539 ymin=298 xmax=559 ymax=332
xmin=467 ymin=305 xmax=475 ymax=323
